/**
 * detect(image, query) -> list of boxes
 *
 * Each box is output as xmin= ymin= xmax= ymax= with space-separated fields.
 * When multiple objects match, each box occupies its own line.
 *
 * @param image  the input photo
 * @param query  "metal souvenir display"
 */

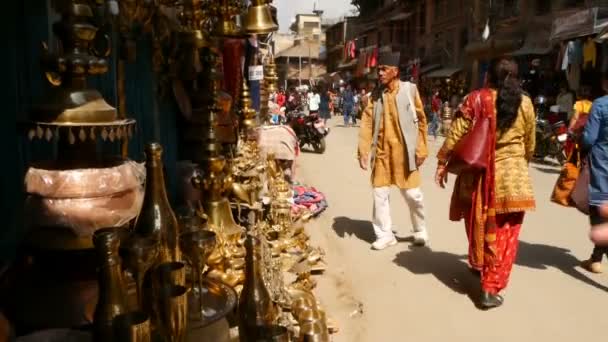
xmin=13 ymin=0 xmax=340 ymax=340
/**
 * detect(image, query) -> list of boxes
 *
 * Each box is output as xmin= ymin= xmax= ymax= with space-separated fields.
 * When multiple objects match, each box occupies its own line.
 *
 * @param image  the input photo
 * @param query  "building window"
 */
xmin=560 ymin=0 xmax=585 ymax=8
xmin=460 ymin=28 xmax=468 ymax=49
xmin=493 ymin=0 xmax=520 ymax=19
xmin=419 ymin=4 xmax=426 ymax=33
xmin=304 ymin=22 xmax=319 ymax=29
xmin=434 ymin=0 xmax=444 ymax=19
xmin=536 ymin=0 xmax=551 ymax=15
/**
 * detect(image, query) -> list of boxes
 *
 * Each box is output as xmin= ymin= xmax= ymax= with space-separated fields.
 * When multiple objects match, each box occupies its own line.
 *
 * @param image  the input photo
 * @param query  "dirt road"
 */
xmin=296 ymin=117 xmax=608 ymax=342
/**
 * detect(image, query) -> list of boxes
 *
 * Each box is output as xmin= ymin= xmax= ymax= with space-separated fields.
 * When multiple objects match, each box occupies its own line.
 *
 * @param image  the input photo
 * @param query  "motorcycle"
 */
xmin=286 ymin=111 xmax=329 ymax=154
xmin=534 ymin=98 xmax=567 ymax=164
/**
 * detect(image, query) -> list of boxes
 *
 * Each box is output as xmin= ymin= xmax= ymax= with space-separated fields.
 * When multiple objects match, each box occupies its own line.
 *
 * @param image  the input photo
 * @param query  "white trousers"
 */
xmin=372 ymin=187 xmax=426 ymax=240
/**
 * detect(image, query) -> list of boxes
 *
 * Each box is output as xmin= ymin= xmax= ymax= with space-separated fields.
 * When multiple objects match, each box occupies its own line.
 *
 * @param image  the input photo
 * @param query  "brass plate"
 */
xmin=187 ymin=278 xmax=237 ymax=329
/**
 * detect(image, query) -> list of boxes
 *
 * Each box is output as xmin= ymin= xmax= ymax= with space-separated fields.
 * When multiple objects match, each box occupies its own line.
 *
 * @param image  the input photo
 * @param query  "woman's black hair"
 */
xmin=487 ymin=57 xmax=523 ymax=132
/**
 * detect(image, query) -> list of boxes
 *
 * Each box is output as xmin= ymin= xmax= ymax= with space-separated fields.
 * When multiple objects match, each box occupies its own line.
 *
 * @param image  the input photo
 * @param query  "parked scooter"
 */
xmin=534 ymin=100 xmax=567 ymax=164
xmin=286 ymin=111 xmax=329 ymax=154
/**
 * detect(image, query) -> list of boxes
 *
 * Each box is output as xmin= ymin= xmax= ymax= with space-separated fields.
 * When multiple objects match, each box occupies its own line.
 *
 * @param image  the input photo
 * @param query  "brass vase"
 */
xmin=156 ymin=285 xmax=189 ymax=342
xmin=92 ymin=228 xmax=129 ymax=342
xmin=134 ymin=142 xmax=181 ymax=263
xmin=238 ymin=235 xmax=275 ymax=342
xmin=113 ymin=311 xmax=152 ymax=342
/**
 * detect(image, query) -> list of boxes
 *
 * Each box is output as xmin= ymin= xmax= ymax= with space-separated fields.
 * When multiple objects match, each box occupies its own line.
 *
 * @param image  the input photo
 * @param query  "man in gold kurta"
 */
xmin=358 ymin=52 xmax=429 ymax=250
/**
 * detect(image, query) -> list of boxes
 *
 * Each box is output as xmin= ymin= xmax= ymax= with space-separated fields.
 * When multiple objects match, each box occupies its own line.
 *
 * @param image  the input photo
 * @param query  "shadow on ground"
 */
xmin=516 ymin=241 xmax=608 ymax=292
xmin=393 ymin=246 xmax=480 ymax=305
xmin=391 ymin=240 xmax=608 ymax=305
xmin=332 ymin=217 xmax=375 ymax=243
xmin=334 ymin=217 xmax=608 ymax=295
xmin=532 ymin=165 xmax=561 ymax=174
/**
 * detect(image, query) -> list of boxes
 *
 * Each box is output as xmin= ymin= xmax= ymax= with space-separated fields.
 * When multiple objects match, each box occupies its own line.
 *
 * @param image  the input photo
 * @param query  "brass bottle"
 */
xmin=238 ymin=234 xmax=275 ymax=342
xmin=134 ymin=142 xmax=181 ymax=263
xmin=93 ymin=228 xmax=128 ymax=342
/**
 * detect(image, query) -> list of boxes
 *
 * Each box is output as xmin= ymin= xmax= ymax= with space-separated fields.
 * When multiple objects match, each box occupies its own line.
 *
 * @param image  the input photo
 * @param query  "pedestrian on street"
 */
xmin=435 ymin=57 xmax=536 ymax=309
xmin=342 ymin=85 xmax=355 ymax=127
xmin=358 ymin=52 xmax=430 ymax=250
xmin=590 ymin=204 xmax=608 ymax=245
xmin=580 ymin=73 xmax=608 ymax=273
xmin=308 ymin=87 xmax=320 ymax=115
xmin=429 ymin=90 xmax=441 ymax=139
xmin=319 ymin=86 xmax=331 ymax=125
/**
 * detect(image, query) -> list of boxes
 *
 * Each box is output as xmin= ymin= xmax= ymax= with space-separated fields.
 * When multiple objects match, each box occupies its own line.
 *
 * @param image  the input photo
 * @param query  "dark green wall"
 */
xmin=2 ymin=0 xmax=179 ymax=261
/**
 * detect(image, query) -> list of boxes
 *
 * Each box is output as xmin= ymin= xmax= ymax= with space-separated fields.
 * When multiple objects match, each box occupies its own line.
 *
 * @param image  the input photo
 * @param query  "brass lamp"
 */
xmin=243 ymin=0 xmax=278 ymax=34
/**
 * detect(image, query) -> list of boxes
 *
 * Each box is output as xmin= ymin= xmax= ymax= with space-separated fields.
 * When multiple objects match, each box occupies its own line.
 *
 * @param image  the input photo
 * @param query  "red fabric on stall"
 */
xmin=222 ymin=39 xmax=244 ymax=101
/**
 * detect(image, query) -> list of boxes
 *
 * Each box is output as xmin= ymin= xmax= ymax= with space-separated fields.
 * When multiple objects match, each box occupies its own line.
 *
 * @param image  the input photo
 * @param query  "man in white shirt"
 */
xmin=308 ymin=88 xmax=321 ymax=114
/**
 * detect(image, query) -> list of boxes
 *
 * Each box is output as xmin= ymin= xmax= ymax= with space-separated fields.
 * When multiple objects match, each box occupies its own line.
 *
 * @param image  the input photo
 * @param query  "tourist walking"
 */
xmin=580 ymin=74 xmax=608 ymax=273
xmin=358 ymin=52 xmax=429 ymax=250
xmin=435 ymin=57 xmax=536 ymax=309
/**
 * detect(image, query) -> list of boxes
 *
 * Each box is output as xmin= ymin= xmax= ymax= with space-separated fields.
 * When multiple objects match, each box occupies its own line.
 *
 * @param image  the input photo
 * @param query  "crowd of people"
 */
xmin=355 ymin=51 xmax=608 ymax=310
xmin=268 ymin=84 xmax=374 ymax=128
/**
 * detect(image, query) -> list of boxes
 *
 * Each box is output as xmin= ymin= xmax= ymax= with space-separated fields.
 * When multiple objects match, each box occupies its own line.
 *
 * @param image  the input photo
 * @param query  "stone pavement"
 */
xmin=295 ymin=117 xmax=608 ymax=342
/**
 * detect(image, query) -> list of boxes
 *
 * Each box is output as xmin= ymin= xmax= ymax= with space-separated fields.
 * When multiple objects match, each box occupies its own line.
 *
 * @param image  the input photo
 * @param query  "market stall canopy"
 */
xmin=318 ymin=72 xmax=343 ymax=82
xmin=419 ymin=64 xmax=441 ymax=75
xmin=423 ymin=67 xmax=461 ymax=78
xmin=550 ymin=7 xmax=608 ymax=42
xmin=337 ymin=59 xmax=357 ymax=70
xmin=465 ymin=36 xmax=523 ymax=58
xmin=388 ymin=12 xmax=411 ymax=22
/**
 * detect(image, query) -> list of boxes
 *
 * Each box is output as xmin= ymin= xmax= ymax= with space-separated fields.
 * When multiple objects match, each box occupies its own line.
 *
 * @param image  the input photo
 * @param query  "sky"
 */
xmin=275 ymin=0 xmax=357 ymax=33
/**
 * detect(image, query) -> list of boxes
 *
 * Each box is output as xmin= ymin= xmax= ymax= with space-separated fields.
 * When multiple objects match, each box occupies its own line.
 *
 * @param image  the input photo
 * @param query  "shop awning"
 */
xmin=337 ymin=59 xmax=357 ymax=70
xmin=319 ymin=72 xmax=343 ymax=82
xmin=550 ymin=7 xmax=608 ymax=41
xmin=424 ymin=67 xmax=461 ymax=78
xmin=419 ymin=63 xmax=441 ymax=75
xmin=465 ymin=37 xmax=523 ymax=58
xmin=388 ymin=12 xmax=412 ymax=22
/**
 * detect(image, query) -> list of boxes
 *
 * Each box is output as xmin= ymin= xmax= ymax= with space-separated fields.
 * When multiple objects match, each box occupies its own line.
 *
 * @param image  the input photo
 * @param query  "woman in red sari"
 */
xmin=435 ymin=57 xmax=536 ymax=309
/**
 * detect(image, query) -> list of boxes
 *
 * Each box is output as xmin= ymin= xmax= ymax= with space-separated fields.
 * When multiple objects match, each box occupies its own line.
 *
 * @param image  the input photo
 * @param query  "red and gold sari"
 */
xmin=438 ymin=89 xmax=536 ymax=294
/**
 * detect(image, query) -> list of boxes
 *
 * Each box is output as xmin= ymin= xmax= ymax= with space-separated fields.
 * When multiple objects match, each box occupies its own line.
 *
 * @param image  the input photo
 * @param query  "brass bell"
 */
xmin=244 ymin=0 xmax=278 ymax=34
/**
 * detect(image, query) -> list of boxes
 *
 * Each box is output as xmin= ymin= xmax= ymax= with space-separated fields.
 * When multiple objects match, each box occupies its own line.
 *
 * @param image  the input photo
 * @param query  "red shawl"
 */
xmin=451 ymin=89 xmax=499 ymax=269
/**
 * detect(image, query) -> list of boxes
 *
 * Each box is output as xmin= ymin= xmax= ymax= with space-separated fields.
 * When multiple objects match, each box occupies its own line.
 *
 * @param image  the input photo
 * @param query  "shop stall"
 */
xmin=1 ymin=1 xmax=335 ymax=341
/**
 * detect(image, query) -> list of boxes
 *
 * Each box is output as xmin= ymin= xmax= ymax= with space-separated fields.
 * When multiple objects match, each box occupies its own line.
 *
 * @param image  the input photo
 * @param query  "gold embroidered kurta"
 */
xmin=438 ymin=92 xmax=536 ymax=214
xmin=358 ymin=83 xmax=428 ymax=189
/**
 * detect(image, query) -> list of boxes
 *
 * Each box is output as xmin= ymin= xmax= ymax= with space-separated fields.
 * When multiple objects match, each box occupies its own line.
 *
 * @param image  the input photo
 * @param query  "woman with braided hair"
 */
xmin=435 ymin=57 xmax=536 ymax=309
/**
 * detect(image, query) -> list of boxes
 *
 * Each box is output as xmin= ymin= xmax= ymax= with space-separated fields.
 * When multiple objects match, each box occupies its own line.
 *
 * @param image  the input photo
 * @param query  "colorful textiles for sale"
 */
xmin=291 ymin=183 xmax=328 ymax=217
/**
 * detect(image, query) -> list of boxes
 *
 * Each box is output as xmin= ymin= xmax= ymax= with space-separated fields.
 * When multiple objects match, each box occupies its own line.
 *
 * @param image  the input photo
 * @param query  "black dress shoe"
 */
xmin=479 ymin=291 xmax=504 ymax=309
